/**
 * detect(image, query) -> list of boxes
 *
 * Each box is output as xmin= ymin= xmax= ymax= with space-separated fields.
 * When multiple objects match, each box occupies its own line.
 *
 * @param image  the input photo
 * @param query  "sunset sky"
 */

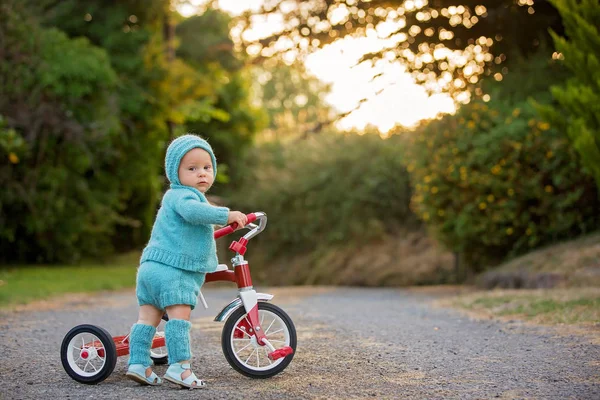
xmin=177 ymin=0 xmax=456 ymax=133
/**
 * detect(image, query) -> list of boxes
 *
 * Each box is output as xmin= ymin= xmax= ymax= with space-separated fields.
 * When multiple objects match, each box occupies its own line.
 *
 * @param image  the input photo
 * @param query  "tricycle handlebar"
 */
xmin=214 ymin=212 xmax=266 ymax=240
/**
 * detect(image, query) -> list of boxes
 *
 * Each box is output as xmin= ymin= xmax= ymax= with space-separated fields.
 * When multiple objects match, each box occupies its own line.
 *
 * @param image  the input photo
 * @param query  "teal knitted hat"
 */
xmin=165 ymin=134 xmax=217 ymax=185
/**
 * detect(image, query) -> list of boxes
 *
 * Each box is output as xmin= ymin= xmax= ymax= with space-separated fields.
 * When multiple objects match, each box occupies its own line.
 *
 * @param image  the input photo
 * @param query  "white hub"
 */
xmin=80 ymin=346 xmax=98 ymax=361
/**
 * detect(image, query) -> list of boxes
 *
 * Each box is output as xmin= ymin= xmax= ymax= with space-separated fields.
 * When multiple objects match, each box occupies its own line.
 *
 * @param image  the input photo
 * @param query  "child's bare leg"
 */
xmin=164 ymin=304 xmax=196 ymax=384
xmin=132 ymin=305 xmax=164 ymax=377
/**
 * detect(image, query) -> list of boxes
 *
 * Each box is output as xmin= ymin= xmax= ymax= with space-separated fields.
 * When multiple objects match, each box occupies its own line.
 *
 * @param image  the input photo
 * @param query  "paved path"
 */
xmin=1 ymin=287 xmax=598 ymax=399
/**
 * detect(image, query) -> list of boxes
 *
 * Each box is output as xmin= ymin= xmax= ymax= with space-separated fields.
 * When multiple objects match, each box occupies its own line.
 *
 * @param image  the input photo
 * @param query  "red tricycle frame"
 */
xmin=61 ymin=212 xmax=296 ymax=384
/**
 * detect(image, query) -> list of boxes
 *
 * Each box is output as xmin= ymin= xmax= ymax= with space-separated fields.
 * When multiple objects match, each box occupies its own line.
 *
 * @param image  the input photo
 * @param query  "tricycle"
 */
xmin=60 ymin=212 xmax=296 ymax=384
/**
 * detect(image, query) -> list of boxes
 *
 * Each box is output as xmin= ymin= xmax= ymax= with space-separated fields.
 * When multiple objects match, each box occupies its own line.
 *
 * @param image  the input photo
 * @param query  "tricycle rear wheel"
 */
xmin=61 ymin=324 xmax=117 ymax=384
xmin=150 ymin=318 xmax=168 ymax=365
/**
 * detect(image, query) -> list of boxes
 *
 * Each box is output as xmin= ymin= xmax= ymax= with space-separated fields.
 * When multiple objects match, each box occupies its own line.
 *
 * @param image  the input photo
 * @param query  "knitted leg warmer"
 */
xmin=165 ymin=319 xmax=192 ymax=364
xmin=128 ymin=323 xmax=156 ymax=366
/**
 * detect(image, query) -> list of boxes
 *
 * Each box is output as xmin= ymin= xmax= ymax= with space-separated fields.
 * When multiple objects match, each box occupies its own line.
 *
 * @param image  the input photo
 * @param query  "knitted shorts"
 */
xmin=136 ymin=261 xmax=206 ymax=311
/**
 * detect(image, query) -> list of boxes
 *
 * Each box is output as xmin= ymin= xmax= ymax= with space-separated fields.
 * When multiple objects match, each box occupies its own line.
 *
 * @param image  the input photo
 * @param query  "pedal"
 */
xmin=268 ymin=346 xmax=294 ymax=361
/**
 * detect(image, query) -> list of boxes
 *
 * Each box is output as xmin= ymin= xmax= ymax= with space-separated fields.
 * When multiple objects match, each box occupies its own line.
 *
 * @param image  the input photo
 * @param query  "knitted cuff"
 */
xmin=160 ymin=290 xmax=198 ymax=311
xmin=128 ymin=323 xmax=156 ymax=366
xmin=214 ymin=206 xmax=230 ymax=226
xmin=165 ymin=319 xmax=192 ymax=364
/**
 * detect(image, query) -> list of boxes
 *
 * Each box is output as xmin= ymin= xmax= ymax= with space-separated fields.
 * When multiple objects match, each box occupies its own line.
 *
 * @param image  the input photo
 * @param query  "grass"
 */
xmin=451 ymin=233 xmax=600 ymax=328
xmin=450 ymin=288 xmax=600 ymax=326
xmin=498 ymin=232 xmax=600 ymax=274
xmin=478 ymin=231 xmax=600 ymax=288
xmin=0 ymin=251 xmax=140 ymax=308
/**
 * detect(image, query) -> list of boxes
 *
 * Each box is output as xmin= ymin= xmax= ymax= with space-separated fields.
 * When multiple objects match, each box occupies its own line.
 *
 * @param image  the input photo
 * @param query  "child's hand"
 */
xmin=227 ymin=211 xmax=248 ymax=230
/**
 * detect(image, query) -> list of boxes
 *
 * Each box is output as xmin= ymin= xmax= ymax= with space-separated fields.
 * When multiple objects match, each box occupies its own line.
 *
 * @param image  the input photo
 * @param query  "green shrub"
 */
xmin=405 ymin=98 xmax=600 ymax=270
xmin=543 ymin=0 xmax=600 ymax=191
xmin=229 ymin=132 xmax=417 ymax=259
xmin=0 ymin=6 xmax=122 ymax=263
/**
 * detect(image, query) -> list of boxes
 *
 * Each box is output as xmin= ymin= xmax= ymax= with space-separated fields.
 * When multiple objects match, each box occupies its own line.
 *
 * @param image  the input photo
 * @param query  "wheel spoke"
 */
xmin=266 ymin=328 xmax=284 ymax=336
xmin=245 ymin=348 xmax=257 ymax=364
xmin=264 ymin=348 xmax=273 ymax=365
xmin=152 ymin=347 xmax=167 ymax=356
xmin=229 ymin=307 xmax=292 ymax=372
xmin=235 ymin=326 xmax=252 ymax=338
xmin=264 ymin=318 xmax=276 ymax=335
xmin=235 ymin=341 xmax=253 ymax=355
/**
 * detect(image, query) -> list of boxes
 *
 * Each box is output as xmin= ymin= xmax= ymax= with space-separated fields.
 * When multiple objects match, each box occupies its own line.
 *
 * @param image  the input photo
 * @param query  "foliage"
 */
xmin=0 ymin=2 xmax=122 ymax=262
xmin=229 ymin=132 xmax=416 ymax=258
xmin=404 ymin=90 xmax=600 ymax=270
xmin=480 ymin=44 xmax=571 ymax=105
xmin=542 ymin=0 xmax=600 ymax=191
xmin=250 ymin=61 xmax=334 ymax=140
xmin=176 ymin=8 xmax=242 ymax=72
xmin=40 ymin=1 xmax=263 ymax=240
xmin=174 ymin=7 xmax=267 ymax=188
xmin=234 ymin=0 xmax=562 ymax=100
xmin=40 ymin=0 xmax=176 ymax=247
xmin=1 ymin=1 xmax=263 ymax=263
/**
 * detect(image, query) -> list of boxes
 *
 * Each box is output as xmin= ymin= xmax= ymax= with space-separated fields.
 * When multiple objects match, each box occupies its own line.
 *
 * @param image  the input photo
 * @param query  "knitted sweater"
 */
xmin=140 ymin=185 xmax=229 ymax=273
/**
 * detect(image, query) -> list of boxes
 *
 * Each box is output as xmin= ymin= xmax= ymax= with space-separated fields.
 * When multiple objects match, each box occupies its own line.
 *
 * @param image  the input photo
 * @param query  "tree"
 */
xmin=39 ymin=1 xmax=264 ymax=243
xmin=176 ymin=8 xmax=243 ymax=72
xmin=234 ymin=0 xmax=562 ymax=101
xmin=544 ymin=0 xmax=600 ymax=192
xmin=0 ymin=0 xmax=264 ymax=262
xmin=0 ymin=0 xmax=123 ymax=262
xmin=39 ymin=0 xmax=178 ymax=247
xmin=250 ymin=61 xmax=334 ymax=139
xmin=173 ymin=8 xmax=267 ymax=189
xmin=404 ymin=52 xmax=599 ymax=270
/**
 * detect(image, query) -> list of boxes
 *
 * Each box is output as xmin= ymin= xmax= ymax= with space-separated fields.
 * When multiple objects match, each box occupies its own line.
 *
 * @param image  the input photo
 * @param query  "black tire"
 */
xmin=60 ymin=324 xmax=117 ymax=384
xmin=222 ymin=302 xmax=296 ymax=378
xmin=150 ymin=353 xmax=169 ymax=365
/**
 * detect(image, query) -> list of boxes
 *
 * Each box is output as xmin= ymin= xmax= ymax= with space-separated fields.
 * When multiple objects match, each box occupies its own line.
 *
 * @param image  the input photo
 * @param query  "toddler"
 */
xmin=125 ymin=134 xmax=247 ymax=389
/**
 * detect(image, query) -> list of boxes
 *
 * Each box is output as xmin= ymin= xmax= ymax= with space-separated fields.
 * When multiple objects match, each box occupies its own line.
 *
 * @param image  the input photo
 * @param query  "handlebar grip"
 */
xmin=214 ymin=213 xmax=257 ymax=239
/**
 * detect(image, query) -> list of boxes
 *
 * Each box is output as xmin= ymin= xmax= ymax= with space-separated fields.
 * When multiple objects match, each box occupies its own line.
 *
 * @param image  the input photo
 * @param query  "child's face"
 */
xmin=178 ymin=148 xmax=215 ymax=193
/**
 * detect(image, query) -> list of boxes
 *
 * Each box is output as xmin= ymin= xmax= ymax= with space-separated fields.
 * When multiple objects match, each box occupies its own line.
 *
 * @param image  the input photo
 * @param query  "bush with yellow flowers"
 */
xmin=404 ymin=99 xmax=600 ymax=271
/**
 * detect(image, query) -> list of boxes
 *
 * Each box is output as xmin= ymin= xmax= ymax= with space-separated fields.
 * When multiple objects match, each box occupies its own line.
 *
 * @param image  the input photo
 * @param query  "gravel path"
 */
xmin=1 ymin=286 xmax=598 ymax=399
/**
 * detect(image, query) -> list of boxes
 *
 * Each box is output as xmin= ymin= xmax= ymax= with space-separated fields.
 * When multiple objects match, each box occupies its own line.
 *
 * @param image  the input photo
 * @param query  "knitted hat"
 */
xmin=165 ymin=134 xmax=217 ymax=185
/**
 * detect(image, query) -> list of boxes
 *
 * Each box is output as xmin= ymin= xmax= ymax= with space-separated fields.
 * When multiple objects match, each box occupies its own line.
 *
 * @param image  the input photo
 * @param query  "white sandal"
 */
xmin=163 ymin=363 xmax=206 ymax=389
xmin=126 ymin=364 xmax=162 ymax=386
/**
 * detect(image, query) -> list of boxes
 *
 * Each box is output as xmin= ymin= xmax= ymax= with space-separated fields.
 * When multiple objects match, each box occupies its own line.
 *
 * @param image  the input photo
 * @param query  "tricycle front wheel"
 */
xmin=60 ymin=324 xmax=117 ymax=384
xmin=222 ymin=302 xmax=296 ymax=378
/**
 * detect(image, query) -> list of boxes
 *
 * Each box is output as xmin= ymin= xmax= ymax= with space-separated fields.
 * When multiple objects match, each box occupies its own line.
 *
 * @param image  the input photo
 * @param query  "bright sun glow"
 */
xmin=178 ymin=0 xmax=456 ymax=133
xmin=304 ymin=36 xmax=455 ymax=133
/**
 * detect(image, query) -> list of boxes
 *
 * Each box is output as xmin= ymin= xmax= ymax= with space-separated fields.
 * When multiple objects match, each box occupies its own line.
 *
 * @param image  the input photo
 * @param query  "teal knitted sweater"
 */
xmin=140 ymin=184 xmax=229 ymax=273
